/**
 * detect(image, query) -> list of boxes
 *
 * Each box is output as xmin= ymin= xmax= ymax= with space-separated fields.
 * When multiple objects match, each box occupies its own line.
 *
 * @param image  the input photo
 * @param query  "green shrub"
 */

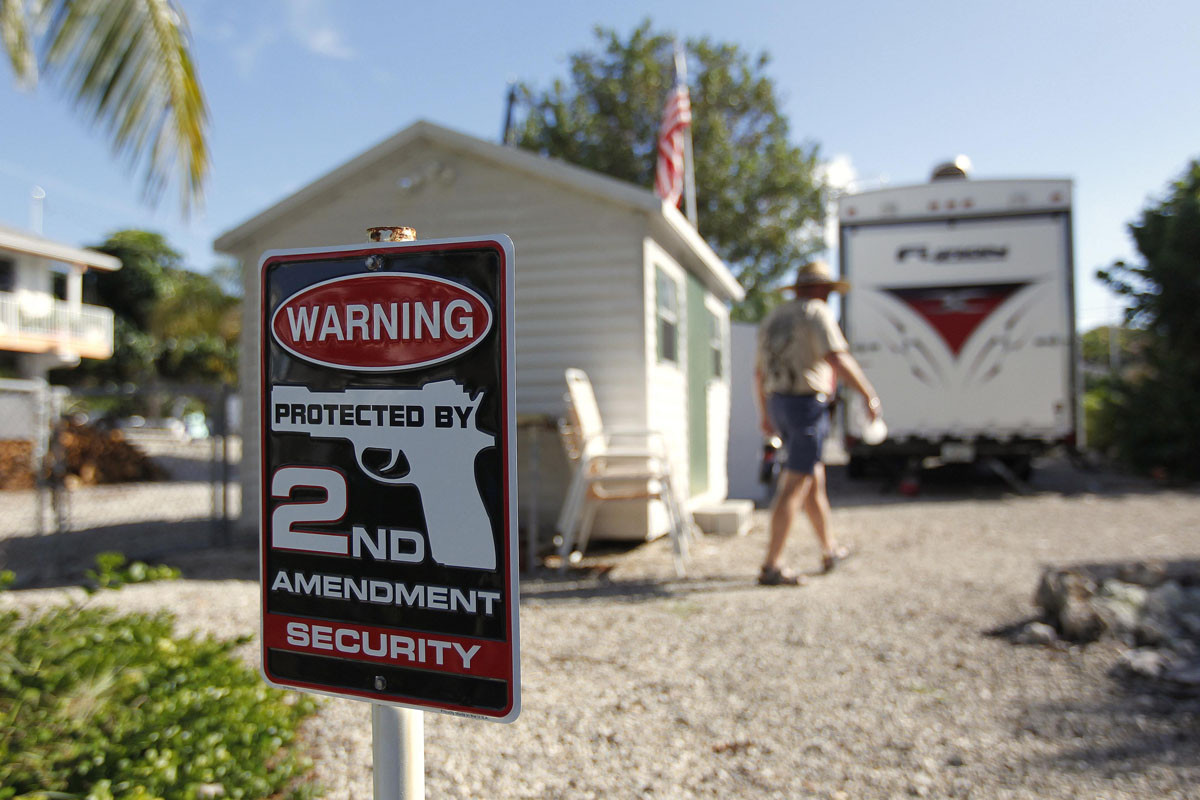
xmin=83 ymin=553 xmax=181 ymax=594
xmin=0 ymin=605 xmax=318 ymax=800
xmin=1083 ymin=385 xmax=1117 ymax=455
xmin=1097 ymin=160 xmax=1200 ymax=481
xmin=1105 ymin=360 xmax=1200 ymax=479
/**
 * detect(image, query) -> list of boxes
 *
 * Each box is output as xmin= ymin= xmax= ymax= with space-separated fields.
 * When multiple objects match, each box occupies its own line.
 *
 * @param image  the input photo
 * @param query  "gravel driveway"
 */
xmin=5 ymin=460 xmax=1199 ymax=799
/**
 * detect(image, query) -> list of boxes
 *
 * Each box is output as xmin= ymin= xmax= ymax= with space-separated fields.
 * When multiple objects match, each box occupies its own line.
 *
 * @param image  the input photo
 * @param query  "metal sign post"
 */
xmin=259 ymin=227 xmax=520 ymax=798
xmin=372 ymin=698 xmax=422 ymax=799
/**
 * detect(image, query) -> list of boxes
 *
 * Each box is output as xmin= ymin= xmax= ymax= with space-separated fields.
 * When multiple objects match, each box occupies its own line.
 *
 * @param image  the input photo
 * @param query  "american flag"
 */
xmin=654 ymin=83 xmax=692 ymax=207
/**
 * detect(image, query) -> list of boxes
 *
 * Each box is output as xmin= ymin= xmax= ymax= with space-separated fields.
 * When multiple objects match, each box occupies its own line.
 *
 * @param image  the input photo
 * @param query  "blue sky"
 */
xmin=1 ymin=0 xmax=1197 ymax=331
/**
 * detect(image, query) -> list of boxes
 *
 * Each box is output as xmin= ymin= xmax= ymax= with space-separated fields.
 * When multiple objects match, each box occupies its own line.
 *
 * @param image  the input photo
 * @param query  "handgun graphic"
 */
xmin=270 ymin=381 xmax=497 ymax=570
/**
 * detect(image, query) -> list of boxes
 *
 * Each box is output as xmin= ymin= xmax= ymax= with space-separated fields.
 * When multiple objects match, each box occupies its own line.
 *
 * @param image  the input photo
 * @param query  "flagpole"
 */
xmin=675 ymin=42 xmax=698 ymax=229
xmin=683 ymin=125 xmax=697 ymax=229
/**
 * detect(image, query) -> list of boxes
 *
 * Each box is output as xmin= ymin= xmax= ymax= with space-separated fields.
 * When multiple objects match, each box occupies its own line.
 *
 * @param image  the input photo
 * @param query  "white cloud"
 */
xmin=232 ymin=28 xmax=279 ymax=78
xmin=285 ymin=0 xmax=353 ymax=60
xmin=301 ymin=26 xmax=353 ymax=60
xmin=225 ymin=1 xmax=350 ymax=79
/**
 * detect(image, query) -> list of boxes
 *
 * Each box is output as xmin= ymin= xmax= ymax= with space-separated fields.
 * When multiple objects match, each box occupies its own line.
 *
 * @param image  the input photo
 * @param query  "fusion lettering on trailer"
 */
xmin=258 ymin=236 xmax=518 ymax=722
xmin=896 ymin=245 xmax=1009 ymax=264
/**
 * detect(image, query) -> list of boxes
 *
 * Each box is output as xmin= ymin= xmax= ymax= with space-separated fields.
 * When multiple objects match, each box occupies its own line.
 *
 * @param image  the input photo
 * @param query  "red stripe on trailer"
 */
xmin=885 ymin=282 xmax=1029 ymax=356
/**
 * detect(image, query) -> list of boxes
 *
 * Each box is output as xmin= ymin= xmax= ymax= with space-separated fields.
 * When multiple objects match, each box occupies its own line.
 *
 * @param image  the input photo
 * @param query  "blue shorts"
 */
xmin=768 ymin=393 xmax=830 ymax=475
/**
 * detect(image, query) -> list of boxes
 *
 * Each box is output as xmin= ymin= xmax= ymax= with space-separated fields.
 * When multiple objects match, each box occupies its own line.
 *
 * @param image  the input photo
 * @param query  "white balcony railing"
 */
xmin=0 ymin=292 xmax=115 ymax=358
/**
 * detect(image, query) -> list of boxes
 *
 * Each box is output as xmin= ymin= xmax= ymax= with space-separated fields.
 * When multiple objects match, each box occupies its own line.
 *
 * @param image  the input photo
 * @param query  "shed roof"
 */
xmin=0 ymin=224 xmax=121 ymax=271
xmin=214 ymin=120 xmax=743 ymax=301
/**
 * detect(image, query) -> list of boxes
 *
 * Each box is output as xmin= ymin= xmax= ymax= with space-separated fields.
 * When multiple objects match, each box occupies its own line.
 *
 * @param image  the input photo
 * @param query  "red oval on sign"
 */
xmin=270 ymin=273 xmax=493 ymax=371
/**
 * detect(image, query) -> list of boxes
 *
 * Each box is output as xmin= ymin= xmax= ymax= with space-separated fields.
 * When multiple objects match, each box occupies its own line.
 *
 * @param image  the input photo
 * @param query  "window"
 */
xmin=51 ymin=271 xmax=68 ymax=301
xmin=655 ymin=267 xmax=679 ymax=364
xmin=0 ymin=259 xmax=13 ymax=293
xmin=81 ymin=270 xmax=101 ymax=304
xmin=709 ymin=309 xmax=723 ymax=378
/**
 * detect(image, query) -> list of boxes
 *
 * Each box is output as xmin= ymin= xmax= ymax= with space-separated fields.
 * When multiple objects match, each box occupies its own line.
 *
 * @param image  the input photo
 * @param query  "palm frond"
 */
xmin=34 ymin=0 xmax=209 ymax=215
xmin=0 ymin=0 xmax=36 ymax=84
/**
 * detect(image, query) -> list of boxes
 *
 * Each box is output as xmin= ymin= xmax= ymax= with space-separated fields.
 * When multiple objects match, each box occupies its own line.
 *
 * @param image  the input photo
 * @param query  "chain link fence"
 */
xmin=0 ymin=380 xmax=240 ymax=588
xmin=0 ymin=378 xmax=58 ymax=541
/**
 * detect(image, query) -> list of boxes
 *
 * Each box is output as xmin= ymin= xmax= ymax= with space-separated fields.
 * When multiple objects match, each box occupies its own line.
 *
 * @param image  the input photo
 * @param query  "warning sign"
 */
xmin=259 ymin=236 xmax=518 ymax=722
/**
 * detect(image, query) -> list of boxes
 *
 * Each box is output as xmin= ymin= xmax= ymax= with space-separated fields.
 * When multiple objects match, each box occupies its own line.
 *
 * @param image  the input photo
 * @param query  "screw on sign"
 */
xmin=259 ymin=230 xmax=519 ymax=724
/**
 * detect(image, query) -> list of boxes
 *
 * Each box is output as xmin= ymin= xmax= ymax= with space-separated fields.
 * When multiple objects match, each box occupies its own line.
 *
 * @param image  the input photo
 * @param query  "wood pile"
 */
xmin=54 ymin=421 xmax=166 ymax=485
xmin=0 ymin=422 xmax=165 ymax=490
xmin=0 ymin=440 xmax=35 ymax=490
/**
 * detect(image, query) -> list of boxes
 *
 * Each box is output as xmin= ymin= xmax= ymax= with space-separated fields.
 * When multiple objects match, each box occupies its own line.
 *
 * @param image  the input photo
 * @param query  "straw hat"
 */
xmin=790 ymin=259 xmax=850 ymax=293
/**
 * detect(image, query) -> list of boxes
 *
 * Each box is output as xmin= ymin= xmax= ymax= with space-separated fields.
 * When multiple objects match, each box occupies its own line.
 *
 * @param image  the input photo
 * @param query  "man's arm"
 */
xmin=826 ymin=350 xmax=881 ymax=420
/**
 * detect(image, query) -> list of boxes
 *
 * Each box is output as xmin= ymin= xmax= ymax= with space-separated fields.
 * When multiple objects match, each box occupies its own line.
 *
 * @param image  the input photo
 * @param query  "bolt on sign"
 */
xmin=259 ymin=235 xmax=519 ymax=722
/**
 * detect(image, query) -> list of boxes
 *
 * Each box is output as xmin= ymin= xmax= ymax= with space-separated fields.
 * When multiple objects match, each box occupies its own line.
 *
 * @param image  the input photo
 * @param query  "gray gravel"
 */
xmin=5 ymin=461 xmax=1199 ymax=799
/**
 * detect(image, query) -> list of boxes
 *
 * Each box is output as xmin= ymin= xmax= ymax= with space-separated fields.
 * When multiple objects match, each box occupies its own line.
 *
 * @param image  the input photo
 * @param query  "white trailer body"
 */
xmin=838 ymin=177 xmax=1079 ymax=471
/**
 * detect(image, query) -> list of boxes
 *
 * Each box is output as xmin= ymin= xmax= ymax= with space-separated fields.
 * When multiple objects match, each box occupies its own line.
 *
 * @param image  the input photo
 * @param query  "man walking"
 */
xmin=754 ymin=260 xmax=881 ymax=586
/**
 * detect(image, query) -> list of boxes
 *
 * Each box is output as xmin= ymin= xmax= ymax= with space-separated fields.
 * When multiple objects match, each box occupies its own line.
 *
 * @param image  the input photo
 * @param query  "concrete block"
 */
xmin=691 ymin=499 xmax=754 ymax=536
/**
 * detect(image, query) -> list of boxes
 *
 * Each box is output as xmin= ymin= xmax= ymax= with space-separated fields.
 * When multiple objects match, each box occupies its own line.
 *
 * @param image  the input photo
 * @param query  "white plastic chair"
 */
xmin=555 ymin=368 xmax=691 ymax=576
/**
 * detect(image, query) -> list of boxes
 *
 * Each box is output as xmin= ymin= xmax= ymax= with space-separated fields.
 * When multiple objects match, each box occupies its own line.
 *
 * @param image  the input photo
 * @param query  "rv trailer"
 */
xmin=838 ymin=160 xmax=1080 ymax=481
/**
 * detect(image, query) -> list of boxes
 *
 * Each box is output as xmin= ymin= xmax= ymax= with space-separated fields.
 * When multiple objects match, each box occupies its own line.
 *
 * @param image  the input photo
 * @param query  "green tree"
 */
xmin=151 ymin=264 xmax=240 ymax=384
xmin=1079 ymin=325 xmax=1150 ymax=386
xmin=55 ymin=230 xmax=239 ymax=385
xmin=1 ymin=0 xmax=209 ymax=213
xmin=515 ymin=20 xmax=826 ymax=320
xmin=85 ymin=229 xmax=180 ymax=330
xmin=1096 ymin=160 xmax=1200 ymax=478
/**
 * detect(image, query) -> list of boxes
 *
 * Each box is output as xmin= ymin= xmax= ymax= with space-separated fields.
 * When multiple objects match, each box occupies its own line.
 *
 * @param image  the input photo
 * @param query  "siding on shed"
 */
xmin=234 ymin=139 xmax=655 ymax=540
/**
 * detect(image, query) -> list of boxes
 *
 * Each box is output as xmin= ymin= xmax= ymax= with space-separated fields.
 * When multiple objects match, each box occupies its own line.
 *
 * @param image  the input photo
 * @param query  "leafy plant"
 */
xmin=515 ymin=19 xmax=826 ymax=321
xmin=83 ymin=553 xmax=181 ymax=594
xmin=0 ymin=605 xmax=318 ymax=799
xmin=1082 ymin=384 xmax=1117 ymax=455
xmin=1097 ymin=160 xmax=1200 ymax=479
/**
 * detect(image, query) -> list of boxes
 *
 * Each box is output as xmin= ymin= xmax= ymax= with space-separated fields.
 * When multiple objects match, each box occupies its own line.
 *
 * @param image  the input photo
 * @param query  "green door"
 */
xmin=686 ymin=274 xmax=710 ymax=495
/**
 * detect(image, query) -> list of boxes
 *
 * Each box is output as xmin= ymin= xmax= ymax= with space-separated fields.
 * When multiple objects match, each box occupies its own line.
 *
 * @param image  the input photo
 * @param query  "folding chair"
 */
xmin=555 ymin=368 xmax=691 ymax=576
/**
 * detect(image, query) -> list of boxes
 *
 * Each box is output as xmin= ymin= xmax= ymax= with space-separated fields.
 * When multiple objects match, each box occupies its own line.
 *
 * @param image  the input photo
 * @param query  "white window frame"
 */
xmin=708 ymin=307 xmax=723 ymax=378
xmin=655 ymin=265 xmax=680 ymax=365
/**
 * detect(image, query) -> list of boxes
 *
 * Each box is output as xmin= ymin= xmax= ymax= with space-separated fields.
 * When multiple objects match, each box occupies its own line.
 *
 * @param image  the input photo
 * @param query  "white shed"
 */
xmin=216 ymin=120 xmax=745 ymax=544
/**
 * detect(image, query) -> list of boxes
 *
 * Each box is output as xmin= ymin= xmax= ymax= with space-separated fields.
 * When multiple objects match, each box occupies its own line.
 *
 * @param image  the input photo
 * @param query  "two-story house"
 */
xmin=0 ymin=224 xmax=119 ymax=379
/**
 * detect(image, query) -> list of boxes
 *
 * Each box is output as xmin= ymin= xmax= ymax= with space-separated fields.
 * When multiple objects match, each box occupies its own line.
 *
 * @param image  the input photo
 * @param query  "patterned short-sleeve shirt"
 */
xmin=756 ymin=298 xmax=849 ymax=395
